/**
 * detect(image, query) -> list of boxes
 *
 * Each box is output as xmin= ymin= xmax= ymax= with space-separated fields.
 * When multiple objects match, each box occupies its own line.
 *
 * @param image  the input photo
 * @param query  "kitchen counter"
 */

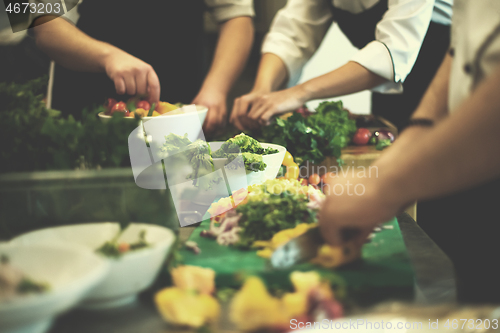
xmin=48 ymin=213 xmax=456 ymax=333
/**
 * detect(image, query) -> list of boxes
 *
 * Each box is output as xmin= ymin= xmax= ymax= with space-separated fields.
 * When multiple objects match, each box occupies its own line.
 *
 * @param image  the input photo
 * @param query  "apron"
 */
xmin=330 ymin=0 xmax=450 ymax=131
xmin=51 ymin=0 xmax=205 ymax=118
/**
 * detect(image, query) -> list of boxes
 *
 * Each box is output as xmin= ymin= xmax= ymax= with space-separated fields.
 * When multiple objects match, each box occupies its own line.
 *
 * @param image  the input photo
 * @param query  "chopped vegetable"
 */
xmin=308 ymin=174 xmax=320 ymax=186
xmin=96 ymin=229 xmax=149 ymax=258
xmin=376 ymin=139 xmax=392 ymax=150
xmin=371 ymin=129 xmax=395 ymax=144
xmin=260 ymin=101 xmax=356 ymax=165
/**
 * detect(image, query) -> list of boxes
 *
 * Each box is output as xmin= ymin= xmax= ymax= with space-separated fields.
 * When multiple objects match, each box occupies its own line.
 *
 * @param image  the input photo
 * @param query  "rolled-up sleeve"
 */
xmin=261 ymin=0 xmax=333 ymax=85
xmin=28 ymin=0 xmax=80 ymax=27
xmin=351 ymin=0 xmax=435 ymax=93
xmin=205 ymin=0 xmax=254 ymax=23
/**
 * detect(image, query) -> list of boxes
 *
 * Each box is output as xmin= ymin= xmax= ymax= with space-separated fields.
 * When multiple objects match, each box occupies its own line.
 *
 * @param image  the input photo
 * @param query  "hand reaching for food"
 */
xmin=192 ymin=90 xmax=227 ymax=136
xmin=103 ymin=49 xmax=161 ymax=105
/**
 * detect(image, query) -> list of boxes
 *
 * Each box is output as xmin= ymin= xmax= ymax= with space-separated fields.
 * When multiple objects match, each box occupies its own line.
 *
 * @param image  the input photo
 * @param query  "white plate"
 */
xmin=0 ymin=243 xmax=108 ymax=333
xmin=11 ymin=223 xmax=175 ymax=310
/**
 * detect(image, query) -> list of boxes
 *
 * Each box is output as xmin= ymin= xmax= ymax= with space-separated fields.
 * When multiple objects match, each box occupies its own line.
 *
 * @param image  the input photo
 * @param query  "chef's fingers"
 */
xmin=247 ymin=97 xmax=267 ymax=121
xmin=259 ymin=107 xmax=277 ymax=126
xmin=319 ymin=218 xmax=343 ymax=247
xmin=231 ymin=97 xmax=247 ymax=131
xmin=202 ymin=106 xmax=219 ymax=135
xmin=123 ymin=74 xmax=136 ymax=96
xmin=114 ymin=77 xmax=126 ymax=95
xmin=146 ymin=69 xmax=161 ymax=104
xmin=135 ymin=70 xmax=148 ymax=96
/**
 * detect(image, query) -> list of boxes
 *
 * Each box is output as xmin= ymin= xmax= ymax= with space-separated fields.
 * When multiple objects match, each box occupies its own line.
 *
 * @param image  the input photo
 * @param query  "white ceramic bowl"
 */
xmin=98 ymin=104 xmax=208 ymax=123
xmin=0 ymin=243 xmax=108 ymax=333
xmin=209 ymin=142 xmax=286 ymax=196
xmin=11 ymin=223 xmax=175 ymax=310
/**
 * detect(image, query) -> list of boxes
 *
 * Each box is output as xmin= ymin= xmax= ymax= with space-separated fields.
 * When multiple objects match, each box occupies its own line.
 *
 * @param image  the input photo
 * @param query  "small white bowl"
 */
xmin=209 ymin=142 xmax=286 ymax=195
xmin=98 ymin=104 xmax=208 ymax=123
xmin=11 ymin=223 xmax=175 ymax=310
xmin=0 ymin=243 xmax=108 ymax=333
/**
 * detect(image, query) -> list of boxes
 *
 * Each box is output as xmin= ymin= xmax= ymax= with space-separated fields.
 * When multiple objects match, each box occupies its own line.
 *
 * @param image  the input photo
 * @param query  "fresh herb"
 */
xmin=260 ymin=101 xmax=356 ymax=165
xmin=96 ymin=229 xmax=149 ymax=258
xmin=235 ymin=191 xmax=317 ymax=250
xmin=0 ymin=77 xmax=140 ymax=173
xmin=376 ymin=139 xmax=392 ymax=150
xmin=147 ymin=102 xmax=156 ymax=117
xmin=17 ymin=278 xmax=49 ymax=294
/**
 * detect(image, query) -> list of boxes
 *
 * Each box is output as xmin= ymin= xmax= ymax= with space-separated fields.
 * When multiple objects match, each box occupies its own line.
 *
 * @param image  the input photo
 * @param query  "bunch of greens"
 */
xmin=212 ymin=133 xmax=278 ymax=172
xmin=233 ymin=180 xmax=319 ymax=249
xmin=159 ymin=133 xmax=221 ymax=190
xmin=260 ymin=101 xmax=356 ymax=165
xmin=0 ymin=77 xmax=139 ymax=173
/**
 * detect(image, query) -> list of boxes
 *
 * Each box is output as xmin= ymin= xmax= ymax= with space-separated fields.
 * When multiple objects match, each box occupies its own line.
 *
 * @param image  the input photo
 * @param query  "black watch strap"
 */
xmin=403 ymin=118 xmax=434 ymax=131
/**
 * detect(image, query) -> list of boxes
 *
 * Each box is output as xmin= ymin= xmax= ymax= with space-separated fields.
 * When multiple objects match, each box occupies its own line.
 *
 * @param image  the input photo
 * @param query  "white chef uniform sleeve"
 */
xmin=350 ymin=0 xmax=435 ymax=93
xmin=261 ymin=0 xmax=334 ymax=85
xmin=205 ymin=0 xmax=255 ymax=23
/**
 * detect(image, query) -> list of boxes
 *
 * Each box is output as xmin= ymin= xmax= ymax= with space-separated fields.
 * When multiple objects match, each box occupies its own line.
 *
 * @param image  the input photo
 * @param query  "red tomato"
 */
xmin=308 ymin=174 xmax=320 ymax=185
xmin=299 ymin=178 xmax=308 ymax=186
xmin=104 ymin=98 xmax=117 ymax=114
xmin=352 ymin=128 xmax=372 ymax=145
xmin=110 ymin=101 xmax=129 ymax=116
xmin=118 ymin=242 xmax=130 ymax=253
xmin=136 ymin=100 xmax=151 ymax=111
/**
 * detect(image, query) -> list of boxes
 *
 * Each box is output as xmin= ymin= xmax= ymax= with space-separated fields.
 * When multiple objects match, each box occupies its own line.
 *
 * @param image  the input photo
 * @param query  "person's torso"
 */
xmin=449 ymin=0 xmax=500 ymax=112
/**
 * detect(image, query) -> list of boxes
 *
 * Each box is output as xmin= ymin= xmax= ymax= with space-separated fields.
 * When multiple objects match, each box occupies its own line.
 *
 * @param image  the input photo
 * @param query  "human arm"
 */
xmin=319 ymin=64 xmax=500 ymax=246
xmin=32 ymin=15 xmax=160 ymax=102
xmin=237 ymin=0 xmax=440 ymax=126
xmin=193 ymin=16 xmax=254 ymax=135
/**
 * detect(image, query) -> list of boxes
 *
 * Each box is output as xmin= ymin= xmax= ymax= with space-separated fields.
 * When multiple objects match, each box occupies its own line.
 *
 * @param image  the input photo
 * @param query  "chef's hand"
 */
xmin=103 ymin=49 xmax=161 ymax=104
xmin=230 ymin=91 xmax=266 ymax=131
xmin=246 ymin=86 xmax=308 ymax=126
xmin=192 ymin=90 xmax=227 ymax=137
xmin=319 ymin=175 xmax=404 ymax=248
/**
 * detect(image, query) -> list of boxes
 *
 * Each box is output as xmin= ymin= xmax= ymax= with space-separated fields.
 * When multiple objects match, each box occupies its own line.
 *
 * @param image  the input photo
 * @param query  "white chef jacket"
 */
xmin=28 ymin=0 xmax=254 ymax=27
xmin=262 ymin=0 xmax=453 ymax=93
xmin=448 ymin=0 xmax=500 ymax=113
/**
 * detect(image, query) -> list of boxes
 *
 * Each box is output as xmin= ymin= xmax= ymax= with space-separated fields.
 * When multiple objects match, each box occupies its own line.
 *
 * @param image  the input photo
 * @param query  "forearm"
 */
xmin=200 ymin=17 xmax=254 ymax=96
xmin=252 ymin=53 xmax=289 ymax=93
xmin=409 ymin=54 xmax=452 ymax=121
xmin=33 ymin=16 xmax=116 ymax=72
xmin=378 ymin=66 xmax=500 ymax=205
xmin=297 ymin=61 xmax=387 ymax=101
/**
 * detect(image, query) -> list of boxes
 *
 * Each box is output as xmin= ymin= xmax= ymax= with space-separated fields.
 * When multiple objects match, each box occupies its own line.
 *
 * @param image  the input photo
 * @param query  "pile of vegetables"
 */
xmin=102 ymin=97 xmax=181 ymax=118
xmin=159 ymin=133 xmax=278 ymax=190
xmin=203 ymin=178 xmax=325 ymax=249
xmin=260 ymin=101 xmax=357 ymax=165
xmin=352 ymin=127 xmax=395 ymax=150
xmin=0 ymin=77 xmax=139 ymax=173
xmin=212 ymin=133 xmax=278 ymax=172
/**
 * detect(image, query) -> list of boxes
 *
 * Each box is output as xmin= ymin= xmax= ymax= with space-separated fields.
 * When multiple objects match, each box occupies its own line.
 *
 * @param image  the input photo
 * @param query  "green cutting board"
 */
xmin=179 ymin=217 xmax=414 ymax=305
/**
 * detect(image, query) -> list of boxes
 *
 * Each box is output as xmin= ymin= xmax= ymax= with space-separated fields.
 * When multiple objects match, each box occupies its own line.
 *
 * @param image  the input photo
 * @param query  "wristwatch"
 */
xmin=402 ymin=118 xmax=434 ymax=131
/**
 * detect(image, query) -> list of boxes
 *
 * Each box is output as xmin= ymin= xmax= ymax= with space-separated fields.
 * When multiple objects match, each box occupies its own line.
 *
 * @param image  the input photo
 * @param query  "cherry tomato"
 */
xmin=286 ymin=163 xmax=300 ymax=180
xmin=282 ymin=151 xmax=294 ymax=167
xmin=104 ymin=98 xmax=117 ymax=114
xmin=299 ymin=178 xmax=308 ymax=186
xmin=352 ymin=128 xmax=372 ymax=145
xmin=308 ymin=174 xmax=321 ymax=185
xmin=110 ymin=101 xmax=129 ymax=116
xmin=136 ymin=100 xmax=151 ymax=111
xmin=118 ymin=242 xmax=130 ymax=253
xmin=321 ymin=172 xmax=337 ymax=184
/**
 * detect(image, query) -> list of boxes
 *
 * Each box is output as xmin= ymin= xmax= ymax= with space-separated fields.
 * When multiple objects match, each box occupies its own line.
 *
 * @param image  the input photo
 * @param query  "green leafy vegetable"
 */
xmin=0 ymin=77 xmax=140 ymax=173
xmin=260 ymin=101 xmax=356 ymax=165
xmin=96 ymin=230 xmax=149 ymax=258
xmin=376 ymin=139 xmax=392 ymax=150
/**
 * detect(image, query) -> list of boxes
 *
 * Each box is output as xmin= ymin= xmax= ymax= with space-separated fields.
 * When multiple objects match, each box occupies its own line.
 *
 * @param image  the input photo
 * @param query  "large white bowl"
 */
xmin=11 ymin=223 xmax=175 ymax=310
xmin=209 ymin=142 xmax=286 ymax=196
xmin=98 ymin=104 xmax=208 ymax=123
xmin=0 ymin=243 xmax=108 ymax=333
